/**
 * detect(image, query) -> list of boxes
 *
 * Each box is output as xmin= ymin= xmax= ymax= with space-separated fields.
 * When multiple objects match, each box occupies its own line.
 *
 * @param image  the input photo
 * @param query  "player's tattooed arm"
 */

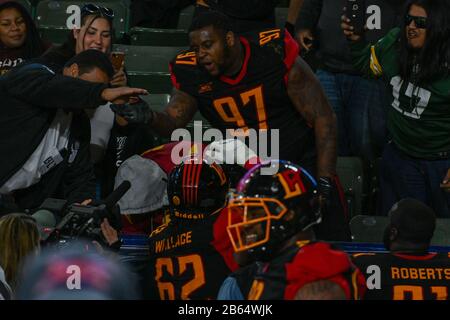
xmin=150 ymin=88 xmax=198 ymax=137
xmin=287 ymin=57 xmax=337 ymax=178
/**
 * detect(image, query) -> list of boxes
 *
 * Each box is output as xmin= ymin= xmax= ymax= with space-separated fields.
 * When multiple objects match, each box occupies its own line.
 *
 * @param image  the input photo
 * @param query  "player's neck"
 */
xmin=278 ymin=231 xmax=314 ymax=254
xmin=223 ymin=40 xmax=245 ymax=77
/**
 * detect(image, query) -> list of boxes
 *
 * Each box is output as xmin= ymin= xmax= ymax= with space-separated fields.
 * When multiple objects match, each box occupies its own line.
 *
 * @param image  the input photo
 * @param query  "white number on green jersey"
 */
xmin=390 ymin=76 xmax=431 ymax=119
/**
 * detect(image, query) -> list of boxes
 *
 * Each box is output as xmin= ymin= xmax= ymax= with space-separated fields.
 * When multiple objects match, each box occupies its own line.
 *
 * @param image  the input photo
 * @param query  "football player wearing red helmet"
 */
xmin=147 ymin=157 xmax=239 ymax=300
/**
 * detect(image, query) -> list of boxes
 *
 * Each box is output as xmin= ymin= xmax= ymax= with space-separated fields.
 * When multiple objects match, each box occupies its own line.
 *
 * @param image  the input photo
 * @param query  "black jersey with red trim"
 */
xmin=352 ymin=252 xmax=450 ymax=300
xmin=147 ymin=208 xmax=239 ymax=300
xmin=170 ymin=29 xmax=316 ymax=167
xmin=232 ymin=242 xmax=365 ymax=300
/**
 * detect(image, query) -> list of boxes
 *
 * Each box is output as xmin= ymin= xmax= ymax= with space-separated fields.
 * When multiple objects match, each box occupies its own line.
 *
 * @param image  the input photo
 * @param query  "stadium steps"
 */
xmin=113 ymin=44 xmax=186 ymax=93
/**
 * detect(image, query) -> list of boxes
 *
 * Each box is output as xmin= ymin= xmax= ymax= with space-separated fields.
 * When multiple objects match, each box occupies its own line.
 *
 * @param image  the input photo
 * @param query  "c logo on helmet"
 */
xmin=172 ymin=196 xmax=181 ymax=206
xmin=277 ymin=170 xmax=306 ymax=199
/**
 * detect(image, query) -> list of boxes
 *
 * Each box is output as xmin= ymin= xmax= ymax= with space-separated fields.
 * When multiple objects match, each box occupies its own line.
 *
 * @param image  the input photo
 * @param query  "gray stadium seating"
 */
xmin=350 ymin=215 xmax=450 ymax=246
xmin=113 ymin=44 xmax=186 ymax=93
xmin=336 ymin=157 xmax=366 ymax=217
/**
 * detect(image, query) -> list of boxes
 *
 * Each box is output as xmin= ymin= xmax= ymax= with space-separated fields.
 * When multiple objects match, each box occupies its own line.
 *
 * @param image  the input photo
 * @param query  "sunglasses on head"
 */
xmin=81 ymin=4 xmax=114 ymax=19
xmin=405 ymin=14 xmax=427 ymax=29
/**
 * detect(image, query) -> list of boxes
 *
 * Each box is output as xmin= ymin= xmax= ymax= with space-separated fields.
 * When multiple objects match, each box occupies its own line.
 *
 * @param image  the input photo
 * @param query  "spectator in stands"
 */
xmin=352 ymin=198 xmax=450 ymax=300
xmin=297 ymin=0 xmax=406 ymax=160
xmin=41 ymin=4 xmax=116 ymax=74
xmin=39 ymin=4 xmax=155 ymax=184
xmin=342 ymin=0 xmax=450 ymax=217
xmin=0 ymin=49 xmax=147 ymax=212
xmin=114 ymin=152 xmax=171 ymax=235
xmin=16 ymin=241 xmax=139 ymax=299
xmin=217 ymin=160 xmax=365 ymax=300
xmin=0 ymin=213 xmax=40 ymax=294
xmin=0 ymin=0 xmax=47 ymax=75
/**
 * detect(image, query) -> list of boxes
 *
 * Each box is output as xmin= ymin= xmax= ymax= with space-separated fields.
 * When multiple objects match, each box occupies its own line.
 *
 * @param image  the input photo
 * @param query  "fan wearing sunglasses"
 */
xmin=341 ymin=0 xmax=450 ymax=218
xmin=41 ymin=3 xmax=125 ymax=87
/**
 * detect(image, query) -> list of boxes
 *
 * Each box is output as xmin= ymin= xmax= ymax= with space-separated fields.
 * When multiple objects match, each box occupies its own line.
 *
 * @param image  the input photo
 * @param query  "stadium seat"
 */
xmin=177 ymin=5 xmax=194 ymax=30
xmin=350 ymin=215 xmax=387 ymax=243
xmin=350 ymin=215 xmax=450 ymax=246
xmin=113 ymin=44 xmax=186 ymax=93
xmin=336 ymin=157 xmax=366 ymax=217
xmin=275 ymin=7 xmax=288 ymax=29
xmin=367 ymin=157 xmax=381 ymax=215
xmin=129 ymin=27 xmax=189 ymax=46
xmin=35 ymin=0 xmax=129 ymax=43
xmin=277 ymin=0 xmax=290 ymax=7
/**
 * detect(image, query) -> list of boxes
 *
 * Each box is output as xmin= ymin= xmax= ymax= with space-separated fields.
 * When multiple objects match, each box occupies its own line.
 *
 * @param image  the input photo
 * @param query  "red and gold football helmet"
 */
xmin=167 ymin=157 xmax=228 ymax=219
xmin=226 ymin=160 xmax=321 ymax=261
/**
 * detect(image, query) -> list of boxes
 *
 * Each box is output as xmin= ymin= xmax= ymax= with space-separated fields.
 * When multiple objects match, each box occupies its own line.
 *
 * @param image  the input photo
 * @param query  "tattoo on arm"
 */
xmin=287 ymin=57 xmax=337 ymax=177
xmin=151 ymin=88 xmax=198 ymax=137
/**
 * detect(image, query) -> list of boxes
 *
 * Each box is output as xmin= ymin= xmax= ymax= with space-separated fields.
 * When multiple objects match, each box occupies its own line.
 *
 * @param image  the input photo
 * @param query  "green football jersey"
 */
xmin=351 ymin=28 xmax=450 ymax=159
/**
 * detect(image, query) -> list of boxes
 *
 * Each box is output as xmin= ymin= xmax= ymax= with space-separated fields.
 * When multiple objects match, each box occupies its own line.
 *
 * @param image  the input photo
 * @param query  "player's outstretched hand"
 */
xmin=110 ymin=99 xmax=154 ymax=124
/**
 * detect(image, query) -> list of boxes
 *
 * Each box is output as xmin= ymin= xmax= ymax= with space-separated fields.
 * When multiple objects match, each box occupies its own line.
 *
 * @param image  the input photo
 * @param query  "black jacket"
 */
xmin=0 ymin=62 xmax=108 ymax=210
xmin=296 ymin=0 xmax=405 ymax=73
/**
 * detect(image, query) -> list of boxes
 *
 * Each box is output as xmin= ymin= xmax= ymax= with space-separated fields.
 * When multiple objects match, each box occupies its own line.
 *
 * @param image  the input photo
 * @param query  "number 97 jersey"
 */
xmin=170 ymin=29 xmax=316 ymax=166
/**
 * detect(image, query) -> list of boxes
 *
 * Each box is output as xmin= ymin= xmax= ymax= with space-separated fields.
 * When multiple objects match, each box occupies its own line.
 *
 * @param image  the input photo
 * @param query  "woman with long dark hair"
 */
xmin=0 ymin=1 xmax=46 ymax=75
xmin=342 ymin=0 xmax=450 ymax=217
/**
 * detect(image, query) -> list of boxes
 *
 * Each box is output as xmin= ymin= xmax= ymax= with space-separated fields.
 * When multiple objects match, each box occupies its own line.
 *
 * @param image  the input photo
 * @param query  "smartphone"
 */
xmin=110 ymin=51 xmax=125 ymax=70
xmin=346 ymin=0 xmax=366 ymax=35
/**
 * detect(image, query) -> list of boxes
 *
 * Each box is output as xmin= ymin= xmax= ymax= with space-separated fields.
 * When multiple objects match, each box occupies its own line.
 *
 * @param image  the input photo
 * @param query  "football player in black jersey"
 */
xmin=112 ymin=11 xmax=350 ymax=241
xmin=218 ymin=160 xmax=365 ymax=300
xmin=147 ymin=157 xmax=239 ymax=300
xmin=352 ymin=198 xmax=450 ymax=300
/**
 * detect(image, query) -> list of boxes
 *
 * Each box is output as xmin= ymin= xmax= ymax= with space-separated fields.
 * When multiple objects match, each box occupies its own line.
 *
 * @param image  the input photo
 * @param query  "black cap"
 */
xmin=388 ymin=198 xmax=436 ymax=243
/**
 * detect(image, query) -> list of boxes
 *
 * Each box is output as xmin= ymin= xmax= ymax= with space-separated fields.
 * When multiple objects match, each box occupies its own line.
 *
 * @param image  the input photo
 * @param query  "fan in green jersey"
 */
xmin=341 ymin=0 xmax=450 ymax=217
